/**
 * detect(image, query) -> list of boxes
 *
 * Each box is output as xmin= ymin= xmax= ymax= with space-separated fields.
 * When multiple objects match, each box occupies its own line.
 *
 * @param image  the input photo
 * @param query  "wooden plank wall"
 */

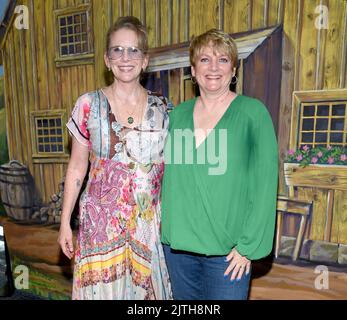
xmin=2 ymin=0 xmax=95 ymax=203
xmin=2 ymin=0 xmax=347 ymax=242
xmin=277 ymin=0 xmax=347 ymax=243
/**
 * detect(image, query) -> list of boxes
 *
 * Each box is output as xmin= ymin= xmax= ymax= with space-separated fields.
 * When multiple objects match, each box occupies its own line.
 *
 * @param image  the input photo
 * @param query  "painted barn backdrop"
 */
xmin=0 ymin=0 xmax=347 ymax=299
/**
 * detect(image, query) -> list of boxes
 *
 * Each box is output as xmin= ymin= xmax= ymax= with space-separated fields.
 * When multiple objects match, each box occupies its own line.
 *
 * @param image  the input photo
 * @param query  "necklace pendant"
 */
xmin=127 ymin=116 xmax=134 ymax=124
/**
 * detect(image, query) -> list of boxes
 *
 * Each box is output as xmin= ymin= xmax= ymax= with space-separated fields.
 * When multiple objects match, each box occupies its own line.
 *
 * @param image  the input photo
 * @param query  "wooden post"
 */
xmin=324 ymin=189 xmax=335 ymax=242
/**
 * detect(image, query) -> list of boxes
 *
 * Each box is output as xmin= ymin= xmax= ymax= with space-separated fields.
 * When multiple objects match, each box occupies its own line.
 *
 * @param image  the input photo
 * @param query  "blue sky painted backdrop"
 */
xmin=0 ymin=0 xmax=10 ymax=76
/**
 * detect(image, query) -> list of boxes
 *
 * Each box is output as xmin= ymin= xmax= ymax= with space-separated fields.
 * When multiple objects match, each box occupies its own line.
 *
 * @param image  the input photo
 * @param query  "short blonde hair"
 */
xmin=189 ymin=29 xmax=238 ymax=68
xmin=106 ymin=16 xmax=148 ymax=52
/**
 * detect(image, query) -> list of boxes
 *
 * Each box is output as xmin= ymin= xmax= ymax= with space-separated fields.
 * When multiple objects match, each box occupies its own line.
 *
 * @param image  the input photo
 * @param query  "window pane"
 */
xmin=74 ymin=14 xmax=80 ymax=23
xmin=67 ymin=16 xmax=73 ymax=24
xmin=68 ymin=36 xmax=73 ymax=43
xmin=37 ymin=119 xmax=42 ymax=127
xmin=61 ymin=46 xmax=68 ymax=55
xmin=51 ymin=145 xmax=57 ymax=152
xmin=49 ymin=119 xmax=55 ymax=127
xmin=57 ymin=128 xmax=62 ymax=135
xmin=303 ymin=105 xmax=315 ymax=116
xmin=57 ymin=137 xmax=63 ymax=143
xmin=38 ymin=137 xmax=43 ymax=143
xmin=76 ymin=44 xmax=82 ymax=53
xmin=302 ymin=132 xmax=313 ymax=143
xmin=60 ymin=17 xmax=66 ymax=26
xmin=58 ymin=145 xmax=63 ymax=152
xmin=331 ymin=119 xmax=344 ymax=131
xmin=50 ymin=129 xmax=56 ymax=135
xmin=44 ymin=137 xmax=49 ymax=143
xmin=50 ymin=137 xmax=57 ymax=143
xmin=330 ymin=133 xmax=343 ymax=143
xmin=317 ymin=105 xmax=329 ymax=116
xmin=315 ymin=118 xmax=329 ymax=130
xmin=44 ymin=129 xmax=49 ymax=135
xmin=56 ymin=119 xmax=62 ymax=127
xmin=38 ymin=145 xmax=44 ymax=152
xmin=43 ymin=119 xmax=48 ymax=127
xmin=302 ymin=119 xmax=314 ymax=130
xmin=68 ymin=26 xmax=73 ymax=34
xmin=74 ymin=25 xmax=81 ymax=33
xmin=38 ymin=129 xmax=43 ymax=135
xmin=61 ymin=36 xmax=67 ymax=44
xmin=332 ymin=104 xmax=346 ymax=116
xmin=315 ymin=132 xmax=327 ymax=142
xmin=69 ymin=45 xmax=75 ymax=54
xmin=44 ymin=145 xmax=50 ymax=152
xmin=300 ymin=143 xmax=313 ymax=149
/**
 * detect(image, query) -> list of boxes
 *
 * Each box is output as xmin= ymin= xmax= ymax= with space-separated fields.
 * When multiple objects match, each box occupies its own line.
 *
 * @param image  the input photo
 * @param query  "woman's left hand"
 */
xmin=224 ymin=248 xmax=251 ymax=281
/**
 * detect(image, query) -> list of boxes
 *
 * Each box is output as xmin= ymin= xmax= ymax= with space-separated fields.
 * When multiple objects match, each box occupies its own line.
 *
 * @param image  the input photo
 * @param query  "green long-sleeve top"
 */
xmin=161 ymin=95 xmax=278 ymax=260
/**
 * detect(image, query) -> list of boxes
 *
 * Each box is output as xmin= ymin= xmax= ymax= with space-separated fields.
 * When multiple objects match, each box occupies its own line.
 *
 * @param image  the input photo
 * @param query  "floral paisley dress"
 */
xmin=66 ymin=89 xmax=172 ymax=300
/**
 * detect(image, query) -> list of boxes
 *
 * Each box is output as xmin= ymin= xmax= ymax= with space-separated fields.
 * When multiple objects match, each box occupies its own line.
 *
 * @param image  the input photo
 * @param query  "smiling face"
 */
xmin=191 ymin=44 xmax=236 ymax=95
xmin=104 ymin=28 xmax=149 ymax=84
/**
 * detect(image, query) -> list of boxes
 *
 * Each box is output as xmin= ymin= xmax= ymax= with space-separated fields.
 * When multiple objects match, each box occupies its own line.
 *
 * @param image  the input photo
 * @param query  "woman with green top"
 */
xmin=161 ymin=29 xmax=278 ymax=300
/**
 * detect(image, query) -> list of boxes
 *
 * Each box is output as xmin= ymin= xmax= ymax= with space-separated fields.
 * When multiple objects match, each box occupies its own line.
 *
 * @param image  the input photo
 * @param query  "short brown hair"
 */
xmin=106 ymin=16 xmax=148 ymax=52
xmin=189 ymin=29 xmax=238 ymax=68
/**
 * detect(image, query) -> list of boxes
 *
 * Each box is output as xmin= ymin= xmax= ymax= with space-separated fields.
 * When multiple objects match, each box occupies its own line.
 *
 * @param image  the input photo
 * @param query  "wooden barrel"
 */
xmin=0 ymin=161 xmax=34 ymax=221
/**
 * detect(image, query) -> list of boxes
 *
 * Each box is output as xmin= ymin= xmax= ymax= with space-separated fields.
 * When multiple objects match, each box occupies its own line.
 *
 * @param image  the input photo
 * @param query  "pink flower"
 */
xmin=288 ymin=149 xmax=295 ymax=155
xmin=327 ymin=145 xmax=332 ymax=150
xmin=317 ymin=152 xmax=323 ymax=158
xmin=302 ymin=145 xmax=309 ymax=151
xmin=311 ymin=157 xmax=318 ymax=164
xmin=328 ymin=156 xmax=334 ymax=164
xmin=341 ymin=154 xmax=347 ymax=161
xmin=296 ymin=154 xmax=303 ymax=161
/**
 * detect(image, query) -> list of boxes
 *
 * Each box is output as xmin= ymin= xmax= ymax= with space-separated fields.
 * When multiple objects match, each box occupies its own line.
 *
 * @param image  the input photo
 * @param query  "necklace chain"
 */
xmin=110 ymin=86 xmax=146 ymax=126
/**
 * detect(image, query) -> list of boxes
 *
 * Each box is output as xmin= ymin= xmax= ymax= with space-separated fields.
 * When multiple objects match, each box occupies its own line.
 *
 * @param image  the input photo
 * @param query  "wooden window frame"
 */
xmin=290 ymin=89 xmax=347 ymax=151
xmin=54 ymin=4 xmax=94 ymax=67
xmin=30 ymin=110 xmax=69 ymax=163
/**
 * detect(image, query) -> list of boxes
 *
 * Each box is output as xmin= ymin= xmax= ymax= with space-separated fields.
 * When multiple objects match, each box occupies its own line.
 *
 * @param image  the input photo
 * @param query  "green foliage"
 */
xmin=286 ymin=145 xmax=347 ymax=167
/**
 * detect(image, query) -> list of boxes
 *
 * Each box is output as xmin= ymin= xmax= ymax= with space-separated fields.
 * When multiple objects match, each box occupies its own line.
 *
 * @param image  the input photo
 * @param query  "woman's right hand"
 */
xmin=58 ymin=224 xmax=74 ymax=259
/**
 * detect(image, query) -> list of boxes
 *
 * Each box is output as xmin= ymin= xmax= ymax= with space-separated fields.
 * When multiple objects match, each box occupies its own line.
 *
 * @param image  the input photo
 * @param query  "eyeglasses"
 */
xmin=108 ymin=46 xmax=144 ymax=60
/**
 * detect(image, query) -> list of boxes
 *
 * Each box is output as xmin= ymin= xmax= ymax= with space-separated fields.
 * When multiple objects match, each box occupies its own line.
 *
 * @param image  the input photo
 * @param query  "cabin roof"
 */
xmin=146 ymin=25 xmax=281 ymax=72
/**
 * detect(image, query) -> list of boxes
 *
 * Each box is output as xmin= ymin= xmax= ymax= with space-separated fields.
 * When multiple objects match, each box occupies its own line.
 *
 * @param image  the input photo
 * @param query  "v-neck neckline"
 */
xmin=99 ymin=88 xmax=150 ymax=130
xmin=192 ymin=94 xmax=240 ymax=150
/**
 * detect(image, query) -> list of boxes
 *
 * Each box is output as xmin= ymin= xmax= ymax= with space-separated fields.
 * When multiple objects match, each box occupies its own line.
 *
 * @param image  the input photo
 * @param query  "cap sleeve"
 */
xmin=66 ymin=95 xmax=91 ymax=147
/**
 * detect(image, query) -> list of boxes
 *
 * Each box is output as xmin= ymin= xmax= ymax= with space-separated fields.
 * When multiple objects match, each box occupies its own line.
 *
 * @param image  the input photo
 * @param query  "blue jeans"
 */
xmin=163 ymin=245 xmax=251 ymax=300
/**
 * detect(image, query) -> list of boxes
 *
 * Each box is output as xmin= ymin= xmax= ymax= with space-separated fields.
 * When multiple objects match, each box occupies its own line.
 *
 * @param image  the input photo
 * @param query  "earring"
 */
xmin=108 ymin=67 xmax=111 ymax=72
xmin=191 ymin=76 xmax=197 ymax=85
xmin=231 ymin=75 xmax=238 ymax=85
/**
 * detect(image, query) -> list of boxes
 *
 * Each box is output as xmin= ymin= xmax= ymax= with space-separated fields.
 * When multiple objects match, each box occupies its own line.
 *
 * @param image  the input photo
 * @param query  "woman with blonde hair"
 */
xmin=161 ymin=29 xmax=278 ymax=300
xmin=58 ymin=16 xmax=172 ymax=300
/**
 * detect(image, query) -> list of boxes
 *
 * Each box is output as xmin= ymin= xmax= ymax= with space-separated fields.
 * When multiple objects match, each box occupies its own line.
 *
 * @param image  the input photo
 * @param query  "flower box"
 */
xmin=284 ymin=163 xmax=347 ymax=190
